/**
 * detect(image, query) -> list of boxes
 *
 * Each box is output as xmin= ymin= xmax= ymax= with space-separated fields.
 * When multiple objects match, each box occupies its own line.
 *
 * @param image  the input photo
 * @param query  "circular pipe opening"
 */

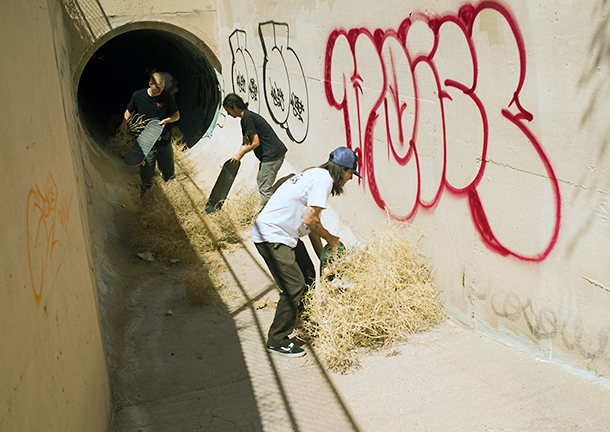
xmin=77 ymin=28 xmax=220 ymax=148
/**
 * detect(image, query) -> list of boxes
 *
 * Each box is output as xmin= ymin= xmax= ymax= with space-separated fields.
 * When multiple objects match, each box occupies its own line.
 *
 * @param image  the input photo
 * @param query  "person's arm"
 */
xmin=303 ymin=206 xmax=340 ymax=249
xmin=118 ymin=109 xmax=132 ymax=132
xmin=159 ymin=110 xmax=180 ymax=126
xmin=231 ymin=133 xmax=260 ymax=162
xmin=308 ymin=232 xmax=323 ymax=258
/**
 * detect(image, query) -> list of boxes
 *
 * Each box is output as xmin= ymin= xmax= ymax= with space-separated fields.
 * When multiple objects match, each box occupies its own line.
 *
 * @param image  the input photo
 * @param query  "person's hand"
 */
xmin=158 ymin=118 xmax=168 ymax=126
xmin=324 ymin=234 xmax=341 ymax=250
xmin=230 ymin=153 xmax=243 ymax=163
xmin=118 ymin=121 xmax=127 ymax=132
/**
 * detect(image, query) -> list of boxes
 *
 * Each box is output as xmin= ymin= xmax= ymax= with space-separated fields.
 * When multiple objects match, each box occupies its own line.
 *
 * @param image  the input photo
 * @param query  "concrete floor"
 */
xmin=109 ymin=235 xmax=610 ymax=432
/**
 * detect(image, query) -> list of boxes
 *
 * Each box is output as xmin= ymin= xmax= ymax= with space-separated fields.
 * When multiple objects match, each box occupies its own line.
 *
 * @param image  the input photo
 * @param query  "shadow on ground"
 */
xmin=108 ymin=168 xmax=361 ymax=431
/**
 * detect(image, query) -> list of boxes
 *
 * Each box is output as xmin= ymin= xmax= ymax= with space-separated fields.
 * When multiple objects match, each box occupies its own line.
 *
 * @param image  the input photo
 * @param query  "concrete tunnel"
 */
xmin=7 ymin=0 xmax=610 ymax=430
xmin=78 ymin=27 xmax=221 ymax=148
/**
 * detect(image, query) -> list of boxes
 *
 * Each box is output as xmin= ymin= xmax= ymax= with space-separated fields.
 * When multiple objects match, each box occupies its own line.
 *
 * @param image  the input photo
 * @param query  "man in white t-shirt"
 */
xmin=252 ymin=146 xmax=361 ymax=357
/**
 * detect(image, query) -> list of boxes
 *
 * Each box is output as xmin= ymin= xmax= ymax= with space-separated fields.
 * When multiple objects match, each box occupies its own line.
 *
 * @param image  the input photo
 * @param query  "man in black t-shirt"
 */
xmin=119 ymin=72 xmax=180 ymax=194
xmin=222 ymin=93 xmax=287 ymax=205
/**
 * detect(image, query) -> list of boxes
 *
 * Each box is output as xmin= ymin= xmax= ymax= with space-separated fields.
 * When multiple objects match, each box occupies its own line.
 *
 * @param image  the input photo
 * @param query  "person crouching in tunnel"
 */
xmin=222 ymin=93 xmax=287 ymax=206
xmin=252 ymin=147 xmax=361 ymax=357
xmin=119 ymin=71 xmax=180 ymax=194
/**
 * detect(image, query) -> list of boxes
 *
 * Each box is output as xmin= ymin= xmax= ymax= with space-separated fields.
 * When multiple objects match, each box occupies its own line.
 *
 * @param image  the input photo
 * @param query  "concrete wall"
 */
xmin=3 ymin=0 xmax=610 ymax=429
xmin=0 ymin=0 xmax=110 ymax=431
xmin=203 ymin=0 xmax=610 ymax=378
xmin=1 ymin=0 xmax=226 ymax=430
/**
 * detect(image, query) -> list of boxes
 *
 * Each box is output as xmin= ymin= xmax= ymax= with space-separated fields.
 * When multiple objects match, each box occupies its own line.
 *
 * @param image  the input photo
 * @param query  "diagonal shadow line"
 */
xmin=60 ymin=0 xmax=112 ymax=44
xmin=92 ymin=0 xmax=112 ymax=28
xmin=213 ymin=210 xmax=363 ymax=432
xmin=174 ymin=163 xmax=301 ymax=432
xmin=177 ymin=162 xmax=274 ymax=280
xmin=176 ymin=160 xmax=362 ymax=432
xmin=71 ymin=0 xmax=96 ymax=40
xmin=302 ymin=342 xmax=363 ymax=432
xmin=230 ymin=283 xmax=277 ymax=317
xmin=218 ymin=227 xmax=363 ymax=431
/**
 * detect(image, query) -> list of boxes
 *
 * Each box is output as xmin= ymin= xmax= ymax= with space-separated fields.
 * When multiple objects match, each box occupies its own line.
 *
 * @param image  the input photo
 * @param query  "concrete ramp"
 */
xmin=109 ymin=234 xmax=610 ymax=431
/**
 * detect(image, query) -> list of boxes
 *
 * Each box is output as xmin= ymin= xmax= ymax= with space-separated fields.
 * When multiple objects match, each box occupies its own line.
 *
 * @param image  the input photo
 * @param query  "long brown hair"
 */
xmin=319 ymin=152 xmax=349 ymax=196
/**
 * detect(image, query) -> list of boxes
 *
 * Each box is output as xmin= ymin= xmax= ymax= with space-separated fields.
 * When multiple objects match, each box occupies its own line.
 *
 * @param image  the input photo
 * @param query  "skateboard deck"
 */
xmin=205 ymin=159 xmax=241 ymax=214
xmin=124 ymin=119 xmax=163 ymax=166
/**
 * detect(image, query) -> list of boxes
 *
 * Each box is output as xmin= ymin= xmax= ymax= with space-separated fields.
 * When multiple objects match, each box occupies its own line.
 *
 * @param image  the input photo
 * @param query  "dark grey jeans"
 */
xmin=255 ymin=239 xmax=315 ymax=347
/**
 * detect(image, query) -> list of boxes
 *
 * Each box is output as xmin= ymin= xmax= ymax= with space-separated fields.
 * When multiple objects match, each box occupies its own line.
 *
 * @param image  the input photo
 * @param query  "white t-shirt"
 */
xmin=252 ymin=168 xmax=333 ymax=248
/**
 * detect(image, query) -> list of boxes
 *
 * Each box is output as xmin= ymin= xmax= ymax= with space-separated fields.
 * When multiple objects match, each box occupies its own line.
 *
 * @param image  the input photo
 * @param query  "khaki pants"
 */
xmin=257 ymin=155 xmax=284 ymax=205
xmin=255 ymin=240 xmax=315 ymax=347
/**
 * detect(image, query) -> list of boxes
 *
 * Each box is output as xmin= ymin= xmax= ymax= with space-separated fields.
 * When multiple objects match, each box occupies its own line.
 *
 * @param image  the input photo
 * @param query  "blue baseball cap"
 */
xmin=329 ymin=147 xmax=362 ymax=178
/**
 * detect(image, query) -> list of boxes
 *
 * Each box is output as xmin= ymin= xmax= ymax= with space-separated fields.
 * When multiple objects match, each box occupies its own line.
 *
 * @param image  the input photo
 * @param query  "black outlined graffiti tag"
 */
xmin=229 ymin=29 xmax=260 ymax=113
xmin=228 ymin=22 xmax=310 ymax=143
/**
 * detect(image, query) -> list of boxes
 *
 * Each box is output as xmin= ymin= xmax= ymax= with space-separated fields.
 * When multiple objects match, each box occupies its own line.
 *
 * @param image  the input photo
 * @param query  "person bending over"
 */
xmin=223 ymin=93 xmax=287 ymax=206
xmin=252 ymin=146 xmax=361 ymax=357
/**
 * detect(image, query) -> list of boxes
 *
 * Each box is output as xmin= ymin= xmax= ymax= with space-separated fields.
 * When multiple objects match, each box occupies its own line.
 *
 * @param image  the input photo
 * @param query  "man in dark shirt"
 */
xmin=119 ymin=72 xmax=180 ymax=194
xmin=223 ymin=93 xmax=287 ymax=205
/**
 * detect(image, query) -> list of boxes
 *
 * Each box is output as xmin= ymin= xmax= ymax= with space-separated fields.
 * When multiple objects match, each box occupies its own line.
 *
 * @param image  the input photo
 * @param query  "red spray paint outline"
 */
xmin=324 ymin=1 xmax=561 ymax=261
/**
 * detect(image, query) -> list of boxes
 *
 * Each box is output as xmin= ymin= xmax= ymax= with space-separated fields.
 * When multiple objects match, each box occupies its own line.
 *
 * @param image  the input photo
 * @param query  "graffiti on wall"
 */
xmin=229 ymin=22 xmax=310 ymax=143
xmin=26 ymin=171 xmax=73 ymax=304
xmin=324 ymin=2 xmax=561 ymax=261
xmin=471 ymin=282 xmax=610 ymax=363
xmin=258 ymin=21 xmax=309 ymax=143
xmin=229 ymin=29 xmax=261 ymax=113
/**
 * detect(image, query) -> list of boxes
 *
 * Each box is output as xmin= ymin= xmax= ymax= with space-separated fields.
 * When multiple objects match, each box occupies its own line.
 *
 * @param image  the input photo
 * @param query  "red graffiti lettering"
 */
xmin=324 ymin=1 xmax=560 ymax=261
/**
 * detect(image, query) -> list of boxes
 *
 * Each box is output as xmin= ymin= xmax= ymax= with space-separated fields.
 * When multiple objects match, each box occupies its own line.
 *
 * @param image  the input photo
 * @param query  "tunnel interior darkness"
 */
xmin=78 ymin=28 xmax=220 ymax=149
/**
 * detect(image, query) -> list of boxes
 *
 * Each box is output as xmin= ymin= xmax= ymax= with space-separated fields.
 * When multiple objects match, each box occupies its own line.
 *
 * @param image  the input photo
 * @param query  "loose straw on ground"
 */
xmin=298 ymin=220 xmax=446 ymax=373
xmin=129 ymin=130 xmax=261 ymax=304
xmin=106 ymin=113 xmax=149 ymax=157
xmin=129 ymin=143 xmax=443 ymax=370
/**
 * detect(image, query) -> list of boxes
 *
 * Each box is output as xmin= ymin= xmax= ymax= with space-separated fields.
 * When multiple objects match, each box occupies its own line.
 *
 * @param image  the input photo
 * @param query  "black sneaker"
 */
xmin=267 ymin=342 xmax=305 ymax=357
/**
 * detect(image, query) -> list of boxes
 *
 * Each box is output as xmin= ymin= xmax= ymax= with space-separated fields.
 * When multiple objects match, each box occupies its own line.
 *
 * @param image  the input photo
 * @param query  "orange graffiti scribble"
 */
xmin=26 ymin=171 xmax=73 ymax=304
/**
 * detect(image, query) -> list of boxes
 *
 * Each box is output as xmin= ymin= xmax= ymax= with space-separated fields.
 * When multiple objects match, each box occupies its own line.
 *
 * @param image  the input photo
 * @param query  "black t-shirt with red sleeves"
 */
xmin=126 ymin=89 xmax=178 ymax=142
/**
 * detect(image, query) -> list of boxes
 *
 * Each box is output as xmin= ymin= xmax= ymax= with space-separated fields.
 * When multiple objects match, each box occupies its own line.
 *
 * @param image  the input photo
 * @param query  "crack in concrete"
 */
xmin=481 ymin=158 xmax=610 ymax=195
